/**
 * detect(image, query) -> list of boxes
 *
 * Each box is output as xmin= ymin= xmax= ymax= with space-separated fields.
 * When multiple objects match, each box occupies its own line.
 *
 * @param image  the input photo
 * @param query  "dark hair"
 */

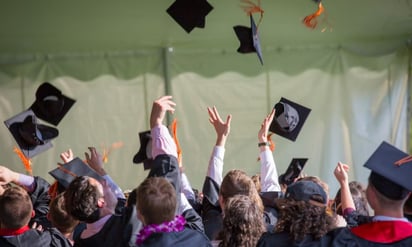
xmin=220 ymin=170 xmax=263 ymax=212
xmin=404 ymin=194 xmax=412 ymax=212
xmin=64 ymin=176 xmax=101 ymax=223
xmin=136 ymin=177 xmax=176 ymax=225
xmin=332 ymin=181 xmax=369 ymax=216
xmin=275 ymin=198 xmax=334 ymax=242
xmin=0 ymin=185 xmax=33 ymax=228
xmin=219 ymin=195 xmax=265 ymax=247
xmin=49 ymin=192 xmax=79 ymax=234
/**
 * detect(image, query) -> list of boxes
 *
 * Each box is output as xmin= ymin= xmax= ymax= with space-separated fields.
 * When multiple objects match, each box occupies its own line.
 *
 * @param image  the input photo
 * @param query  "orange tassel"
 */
xmin=13 ymin=146 xmax=32 ymax=176
xmin=394 ymin=155 xmax=412 ymax=166
xmin=48 ymin=181 xmax=59 ymax=201
xmin=241 ymin=0 xmax=264 ymax=16
xmin=171 ymin=119 xmax=182 ymax=165
xmin=102 ymin=141 xmax=124 ymax=163
xmin=303 ymin=2 xmax=324 ymax=29
xmin=240 ymin=0 xmax=264 ymax=27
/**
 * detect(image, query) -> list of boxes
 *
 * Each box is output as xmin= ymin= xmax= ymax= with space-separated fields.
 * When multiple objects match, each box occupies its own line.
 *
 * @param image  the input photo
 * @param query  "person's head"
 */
xmin=64 ymin=176 xmax=117 ymax=223
xmin=219 ymin=169 xmax=263 ymax=211
xmin=0 ymin=185 xmax=34 ymax=229
xmin=366 ymin=172 xmax=410 ymax=212
xmin=136 ymin=177 xmax=176 ymax=225
xmin=219 ymin=194 xmax=265 ymax=247
xmin=48 ymin=192 xmax=79 ymax=235
xmin=276 ymin=181 xmax=333 ymax=242
xmin=332 ymin=181 xmax=369 ymax=216
xmin=298 ymin=175 xmax=329 ymax=201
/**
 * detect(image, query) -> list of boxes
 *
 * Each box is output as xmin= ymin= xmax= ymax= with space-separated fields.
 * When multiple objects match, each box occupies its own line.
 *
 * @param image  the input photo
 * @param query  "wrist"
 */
xmin=258 ymin=142 xmax=270 ymax=147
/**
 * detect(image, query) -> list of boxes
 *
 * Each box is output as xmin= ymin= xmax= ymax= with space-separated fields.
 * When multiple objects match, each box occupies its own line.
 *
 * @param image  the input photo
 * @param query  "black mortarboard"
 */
xmin=233 ymin=15 xmax=263 ymax=65
xmin=285 ymin=180 xmax=327 ymax=205
xmin=30 ymin=82 xmax=76 ymax=126
xmin=49 ymin=157 xmax=103 ymax=189
xmin=279 ymin=158 xmax=308 ymax=186
xmin=4 ymin=109 xmax=58 ymax=158
xmin=364 ymin=141 xmax=412 ymax=200
xmin=269 ymin=97 xmax=311 ymax=142
xmin=166 ymin=0 xmax=214 ymax=33
xmin=133 ymin=130 xmax=154 ymax=170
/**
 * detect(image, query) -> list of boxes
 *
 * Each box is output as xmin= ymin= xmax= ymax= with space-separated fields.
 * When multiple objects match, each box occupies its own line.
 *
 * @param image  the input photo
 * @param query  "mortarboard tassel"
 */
xmin=394 ymin=155 xmax=412 ymax=166
xmin=13 ymin=146 xmax=33 ymax=176
xmin=102 ymin=142 xmax=124 ymax=163
xmin=240 ymin=0 xmax=264 ymax=27
xmin=48 ymin=181 xmax=59 ymax=201
xmin=303 ymin=1 xmax=324 ymax=29
xmin=170 ymin=119 xmax=182 ymax=165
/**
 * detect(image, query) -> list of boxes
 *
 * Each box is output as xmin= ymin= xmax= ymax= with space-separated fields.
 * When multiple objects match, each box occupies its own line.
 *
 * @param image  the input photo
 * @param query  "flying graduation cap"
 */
xmin=233 ymin=15 xmax=263 ymax=65
xmin=49 ymin=157 xmax=104 ymax=189
xmin=4 ymin=109 xmax=58 ymax=158
xmin=30 ymin=82 xmax=76 ymax=126
xmin=233 ymin=0 xmax=264 ymax=65
xmin=167 ymin=0 xmax=214 ymax=33
xmin=269 ymin=97 xmax=311 ymax=142
xmin=279 ymin=158 xmax=308 ymax=185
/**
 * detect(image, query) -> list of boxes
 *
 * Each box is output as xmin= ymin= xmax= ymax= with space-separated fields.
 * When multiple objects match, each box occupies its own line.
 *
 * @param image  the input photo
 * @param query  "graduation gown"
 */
xmin=73 ymin=204 xmax=140 ymax=247
xmin=0 ymin=227 xmax=72 ymax=247
xmin=257 ymin=231 xmax=320 ymax=247
xmin=139 ymin=227 xmax=212 ymax=247
xmin=302 ymin=221 xmax=412 ymax=247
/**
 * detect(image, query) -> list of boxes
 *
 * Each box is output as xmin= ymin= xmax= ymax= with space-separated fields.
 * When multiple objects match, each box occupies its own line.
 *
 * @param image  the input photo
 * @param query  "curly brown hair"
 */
xmin=219 ymin=195 xmax=265 ymax=247
xmin=275 ymin=199 xmax=334 ymax=242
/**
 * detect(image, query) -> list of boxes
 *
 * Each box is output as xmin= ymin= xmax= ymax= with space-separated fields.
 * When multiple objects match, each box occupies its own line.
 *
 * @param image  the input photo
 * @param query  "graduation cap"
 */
xmin=269 ymin=97 xmax=311 ymax=142
xmin=133 ymin=130 xmax=154 ymax=170
xmin=279 ymin=158 xmax=308 ymax=186
xmin=30 ymin=82 xmax=76 ymax=126
xmin=166 ymin=0 xmax=214 ymax=33
xmin=49 ymin=157 xmax=104 ymax=189
xmin=4 ymin=109 xmax=58 ymax=158
xmin=285 ymin=180 xmax=327 ymax=205
xmin=233 ymin=15 xmax=263 ymax=65
xmin=364 ymin=141 xmax=412 ymax=200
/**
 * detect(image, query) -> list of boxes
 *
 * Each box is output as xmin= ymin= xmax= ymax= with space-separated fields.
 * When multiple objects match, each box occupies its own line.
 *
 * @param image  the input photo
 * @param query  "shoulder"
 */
xmin=257 ymin=231 xmax=291 ymax=247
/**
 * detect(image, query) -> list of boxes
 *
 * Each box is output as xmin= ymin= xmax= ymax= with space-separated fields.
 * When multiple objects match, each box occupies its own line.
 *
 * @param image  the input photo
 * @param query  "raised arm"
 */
xmin=206 ymin=106 xmax=232 ymax=186
xmin=150 ymin=95 xmax=178 ymax=158
xmin=258 ymin=108 xmax=281 ymax=192
xmin=334 ymin=162 xmax=355 ymax=213
xmin=85 ymin=147 xmax=125 ymax=199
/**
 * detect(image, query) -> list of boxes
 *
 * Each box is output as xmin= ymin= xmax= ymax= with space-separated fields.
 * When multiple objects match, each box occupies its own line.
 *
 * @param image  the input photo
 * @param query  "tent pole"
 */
xmin=162 ymin=47 xmax=173 ymax=125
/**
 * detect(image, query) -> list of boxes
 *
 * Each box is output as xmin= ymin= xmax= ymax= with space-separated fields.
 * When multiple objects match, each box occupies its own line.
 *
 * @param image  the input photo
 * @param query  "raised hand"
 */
xmin=334 ymin=162 xmax=349 ymax=186
xmin=258 ymin=108 xmax=275 ymax=143
xmin=207 ymin=106 xmax=232 ymax=146
xmin=60 ymin=149 xmax=74 ymax=164
xmin=85 ymin=147 xmax=106 ymax=176
xmin=150 ymin=95 xmax=176 ymax=129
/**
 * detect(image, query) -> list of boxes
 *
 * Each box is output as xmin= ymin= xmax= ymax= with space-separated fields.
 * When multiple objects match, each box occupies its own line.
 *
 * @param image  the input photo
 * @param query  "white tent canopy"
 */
xmin=0 ymin=0 xmax=411 ymax=195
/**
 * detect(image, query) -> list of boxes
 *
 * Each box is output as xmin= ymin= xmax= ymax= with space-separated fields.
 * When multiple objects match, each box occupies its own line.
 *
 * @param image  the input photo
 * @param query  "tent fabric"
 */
xmin=0 ymin=46 xmax=410 ymax=194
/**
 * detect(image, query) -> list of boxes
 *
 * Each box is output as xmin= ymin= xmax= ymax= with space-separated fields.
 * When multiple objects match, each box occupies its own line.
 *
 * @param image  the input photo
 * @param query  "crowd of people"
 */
xmin=1 ymin=95 xmax=412 ymax=247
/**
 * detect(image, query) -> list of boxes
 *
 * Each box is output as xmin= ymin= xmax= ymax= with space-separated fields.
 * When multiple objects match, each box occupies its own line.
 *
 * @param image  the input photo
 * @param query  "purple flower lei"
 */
xmin=136 ymin=215 xmax=186 ymax=245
